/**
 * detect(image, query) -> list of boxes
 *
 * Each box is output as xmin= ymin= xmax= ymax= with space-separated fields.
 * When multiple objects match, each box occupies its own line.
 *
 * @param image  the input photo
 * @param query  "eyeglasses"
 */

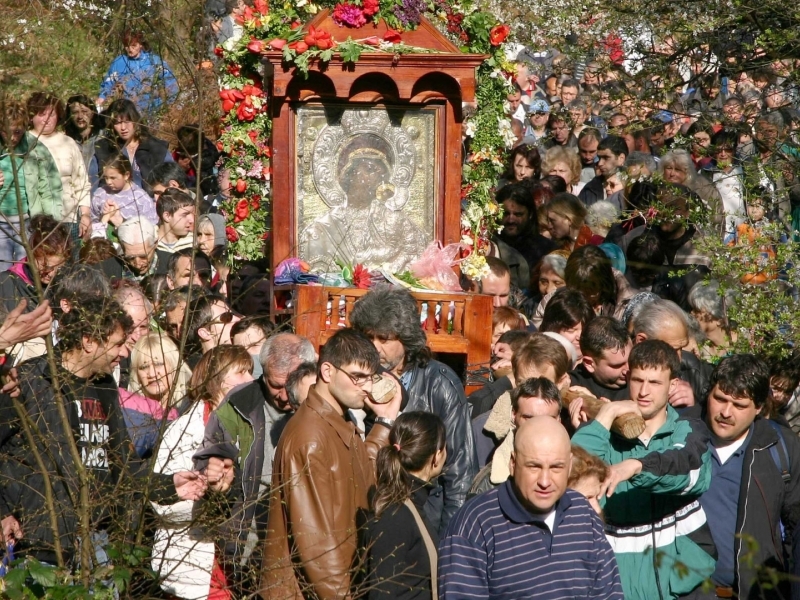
xmin=332 ymin=365 xmax=382 ymax=387
xmin=124 ymin=251 xmax=151 ymax=262
xmin=205 ymin=311 xmax=239 ymax=327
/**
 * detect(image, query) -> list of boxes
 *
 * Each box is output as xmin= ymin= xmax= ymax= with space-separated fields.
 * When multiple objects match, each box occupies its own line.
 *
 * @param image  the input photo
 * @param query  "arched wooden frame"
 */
xmin=263 ymin=12 xmax=485 ymax=270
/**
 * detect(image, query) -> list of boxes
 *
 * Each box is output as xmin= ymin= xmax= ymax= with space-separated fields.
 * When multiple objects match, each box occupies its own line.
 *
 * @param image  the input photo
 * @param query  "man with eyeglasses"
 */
xmin=524 ymin=98 xmax=550 ymax=144
xmin=99 ymin=216 xmax=171 ymax=282
xmin=183 ymin=293 xmax=241 ymax=368
xmin=260 ymin=328 xmax=402 ymax=598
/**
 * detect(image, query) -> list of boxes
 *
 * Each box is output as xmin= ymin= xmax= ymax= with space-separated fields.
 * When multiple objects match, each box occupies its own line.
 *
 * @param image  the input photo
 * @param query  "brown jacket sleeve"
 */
xmin=267 ymin=442 xmax=356 ymax=599
xmin=364 ymin=421 xmax=390 ymax=470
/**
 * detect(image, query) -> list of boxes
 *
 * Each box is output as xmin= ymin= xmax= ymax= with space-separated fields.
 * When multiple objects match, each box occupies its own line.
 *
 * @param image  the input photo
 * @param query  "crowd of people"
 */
xmin=1 ymin=15 xmax=800 ymax=600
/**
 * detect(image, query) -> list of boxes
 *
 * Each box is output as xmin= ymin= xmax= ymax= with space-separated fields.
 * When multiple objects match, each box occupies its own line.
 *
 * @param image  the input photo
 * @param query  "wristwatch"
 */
xmin=374 ymin=416 xmax=395 ymax=429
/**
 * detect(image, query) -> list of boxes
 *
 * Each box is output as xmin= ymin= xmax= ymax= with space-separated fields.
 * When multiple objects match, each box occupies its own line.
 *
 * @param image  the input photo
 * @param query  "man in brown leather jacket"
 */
xmin=260 ymin=328 xmax=402 ymax=599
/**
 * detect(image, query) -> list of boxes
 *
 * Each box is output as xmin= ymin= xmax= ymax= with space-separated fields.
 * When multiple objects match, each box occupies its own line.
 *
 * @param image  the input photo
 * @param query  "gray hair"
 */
xmin=113 ymin=285 xmax=154 ymax=316
xmin=626 ymin=151 xmax=657 ymax=175
xmin=118 ymin=217 xmax=157 ymax=247
xmin=659 ymin=149 xmax=698 ymax=186
xmin=540 ymin=254 xmax=567 ymax=278
xmin=259 ymin=333 xmax=316 ymax=376
xmin=755 ymin=111 xmax=786 ymax=131
xmin=687 ymin=280 xmax=737 ymax=322
xmin=630 ymin=299 xmax=689 ymax=339
xmin=586 ymin=201 xmax=619 ymax=235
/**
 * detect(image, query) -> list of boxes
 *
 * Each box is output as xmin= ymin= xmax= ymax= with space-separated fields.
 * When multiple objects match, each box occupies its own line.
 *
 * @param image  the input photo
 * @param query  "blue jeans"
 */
xmin=0 ymin=215 xmax=27 ymax=272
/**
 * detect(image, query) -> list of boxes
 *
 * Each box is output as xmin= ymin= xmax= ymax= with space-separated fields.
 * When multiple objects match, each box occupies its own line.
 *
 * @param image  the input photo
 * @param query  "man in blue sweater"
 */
xmin=439 ymin=416 xmax=623 ymax=599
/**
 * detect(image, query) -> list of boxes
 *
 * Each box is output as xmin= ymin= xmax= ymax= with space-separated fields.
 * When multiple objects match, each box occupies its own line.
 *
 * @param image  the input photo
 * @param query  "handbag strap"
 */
xmin=403 ymin=498 xmax=438 ymax=600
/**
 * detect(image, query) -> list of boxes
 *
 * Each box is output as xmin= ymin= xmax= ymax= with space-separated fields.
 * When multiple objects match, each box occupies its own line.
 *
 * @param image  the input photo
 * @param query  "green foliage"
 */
xmin=0 ymin=2 xmax=109 ymax=99
xmin=0 ymin=544 xmax=156 ymax=599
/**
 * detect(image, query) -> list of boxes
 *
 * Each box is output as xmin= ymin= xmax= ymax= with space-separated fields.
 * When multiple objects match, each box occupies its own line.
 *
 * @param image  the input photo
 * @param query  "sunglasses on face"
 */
xmin=205 ymin=310 xmax=240 ymax=327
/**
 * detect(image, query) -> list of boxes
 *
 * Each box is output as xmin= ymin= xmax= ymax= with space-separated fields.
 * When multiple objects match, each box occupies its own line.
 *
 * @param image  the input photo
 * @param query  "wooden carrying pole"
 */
xmin=562 ymin=388 xmax=646 ymax=439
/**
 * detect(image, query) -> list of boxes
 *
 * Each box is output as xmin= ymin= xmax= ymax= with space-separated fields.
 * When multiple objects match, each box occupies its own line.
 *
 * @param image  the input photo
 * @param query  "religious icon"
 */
xmin=296 ymin=105 xmax=437 ymax=272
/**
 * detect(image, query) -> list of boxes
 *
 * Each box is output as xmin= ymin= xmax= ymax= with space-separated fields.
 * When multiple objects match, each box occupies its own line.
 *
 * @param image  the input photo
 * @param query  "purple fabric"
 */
xmin=90 ymin=182 xmax=158 ymax=227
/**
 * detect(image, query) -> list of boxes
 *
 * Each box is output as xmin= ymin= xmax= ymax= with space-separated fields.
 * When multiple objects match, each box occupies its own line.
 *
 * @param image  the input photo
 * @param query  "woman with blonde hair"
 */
xmin=542 ymin=146 xmax=584 ymax=195
xmin=128 ymin=332 xmax=191 ymax=410
xmin=544 ymin=192 xmax=591 ymax=253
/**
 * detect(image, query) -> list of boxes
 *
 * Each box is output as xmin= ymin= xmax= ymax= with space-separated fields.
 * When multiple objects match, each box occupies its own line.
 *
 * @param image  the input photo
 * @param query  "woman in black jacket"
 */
xmin=94 ymin=99 xmax=172 ymax=189
xmin=366 ymin=412 xmax=447 ymax=600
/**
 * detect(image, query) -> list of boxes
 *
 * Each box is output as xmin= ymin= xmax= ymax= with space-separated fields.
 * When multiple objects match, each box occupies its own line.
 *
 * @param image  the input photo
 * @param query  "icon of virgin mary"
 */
xmin=300 ymin=129 xmax=429 ymax=272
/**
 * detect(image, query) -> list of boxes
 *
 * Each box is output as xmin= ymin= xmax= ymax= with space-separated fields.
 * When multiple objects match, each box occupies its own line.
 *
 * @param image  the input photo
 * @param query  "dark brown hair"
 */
xmin=373 ymin=412 xmax=445 ymax=517
xmin=189 ymin=345 xmax=253 ymax=403
xmin=29 ymin=214 xmax=73 ymax=260
xmin=512 ymin=332 xmax=570 ymax=382
xmin=26 ymin=92 xmax=65 ymax=125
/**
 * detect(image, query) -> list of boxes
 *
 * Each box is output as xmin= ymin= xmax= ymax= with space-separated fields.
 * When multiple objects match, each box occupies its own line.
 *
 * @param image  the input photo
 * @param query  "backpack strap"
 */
xmin=766 ymin=420 xmax=791 ymax=490
xmin=403 ymin=499 xmax=438 ymax=600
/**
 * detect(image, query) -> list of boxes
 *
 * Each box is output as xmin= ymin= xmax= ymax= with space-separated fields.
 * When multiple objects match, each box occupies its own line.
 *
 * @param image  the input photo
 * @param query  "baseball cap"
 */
xmin=528 ymin=99 xmax=550 ymax=114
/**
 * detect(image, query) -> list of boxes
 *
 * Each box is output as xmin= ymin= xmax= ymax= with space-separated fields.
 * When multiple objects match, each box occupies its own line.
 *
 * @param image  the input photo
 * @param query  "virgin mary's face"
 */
xmin=344 ymin=158 xmax=388 ymax=209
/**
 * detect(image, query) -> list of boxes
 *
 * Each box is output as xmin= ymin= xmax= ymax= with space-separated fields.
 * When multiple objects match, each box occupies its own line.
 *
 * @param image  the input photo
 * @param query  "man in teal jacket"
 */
xmin=573 ymin=339 xmax=717 ymax=599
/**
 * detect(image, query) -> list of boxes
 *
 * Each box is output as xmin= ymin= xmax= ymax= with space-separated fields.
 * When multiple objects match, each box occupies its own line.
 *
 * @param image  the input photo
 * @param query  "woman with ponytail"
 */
xmin=366 ymin=411 xmax=447 ymax=599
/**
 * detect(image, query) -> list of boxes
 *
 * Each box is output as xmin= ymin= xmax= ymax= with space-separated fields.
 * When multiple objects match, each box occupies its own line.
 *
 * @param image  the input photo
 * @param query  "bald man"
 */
xmin=440 ymin=417 xmax=624 ymax=599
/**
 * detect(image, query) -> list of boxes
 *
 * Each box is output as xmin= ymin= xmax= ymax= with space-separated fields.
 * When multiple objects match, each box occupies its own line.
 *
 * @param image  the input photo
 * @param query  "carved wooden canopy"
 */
xmin=262 ymin=11 xmax=485 ymax=271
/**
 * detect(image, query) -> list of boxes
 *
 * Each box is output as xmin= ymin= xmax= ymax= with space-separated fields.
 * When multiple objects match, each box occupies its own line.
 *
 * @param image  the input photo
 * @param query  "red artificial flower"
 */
xmin=268 ymin=38 xmax=286 ymax=50
xmin=247 ymin=38 xmax=264 ymax=53
xmin=361 ymin=0 xmax=379 ymax=16
xmin=361 ymin=36 xmax=380 ymax=46
xmin=489 ymin=24 xmax=510 ymax=46
xmin=241 ymin=84 xmax=263 ymax=97
xmin=220 ymin=88 xmax=245 ymax=112
xmin=251 ymin=195 xmax=261 ymax=211
xmin=216 ymin=141 xmax=224 ymax=152
xmin=304 ymin=26 xmax=334 ymax=49
xmin=213 ymin=45 xmax=224 ymax=57
xmin=235 ymin=179 xmax=247 ymax=193
xmin=253 ymin=0 xmax=267 ymax=14
xmin=290 ymin=21 xmax=302 ymax=29
xmin=226 ymin=226 xmax=239 ymax=242
xmin=383 ymin=29 xmax=401 ymax=43
xmin=234 ymin=200 xmax=250 ymax=222
xmin=352 ymin=264 xmax=372 ymax=289
xmin=237 ymin=97 xmax=257 ymax=121
xmin=226 ymin=63 xmax=241 ymax=76
xmin=289 ymin=40 xmax=309 ymax=54
xmin=248 ymin=130 xmax=259 ymax=143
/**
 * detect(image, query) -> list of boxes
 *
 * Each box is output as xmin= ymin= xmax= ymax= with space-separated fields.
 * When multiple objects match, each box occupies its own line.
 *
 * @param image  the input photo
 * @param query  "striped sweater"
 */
xmin=438 ymin=482 xmax=624 ymax=599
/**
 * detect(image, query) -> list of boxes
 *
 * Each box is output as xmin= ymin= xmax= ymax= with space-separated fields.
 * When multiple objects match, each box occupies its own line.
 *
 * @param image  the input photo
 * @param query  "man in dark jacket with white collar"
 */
xmin=350 ymin=286 xmax=478 ymax=534
xmin=683 ymin=354 xmax=800 ymax=600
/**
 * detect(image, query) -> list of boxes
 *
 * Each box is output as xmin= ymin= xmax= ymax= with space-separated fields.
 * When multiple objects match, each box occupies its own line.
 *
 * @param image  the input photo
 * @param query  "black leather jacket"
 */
xmin=404 ymin=359 xmax=478 ymax=535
